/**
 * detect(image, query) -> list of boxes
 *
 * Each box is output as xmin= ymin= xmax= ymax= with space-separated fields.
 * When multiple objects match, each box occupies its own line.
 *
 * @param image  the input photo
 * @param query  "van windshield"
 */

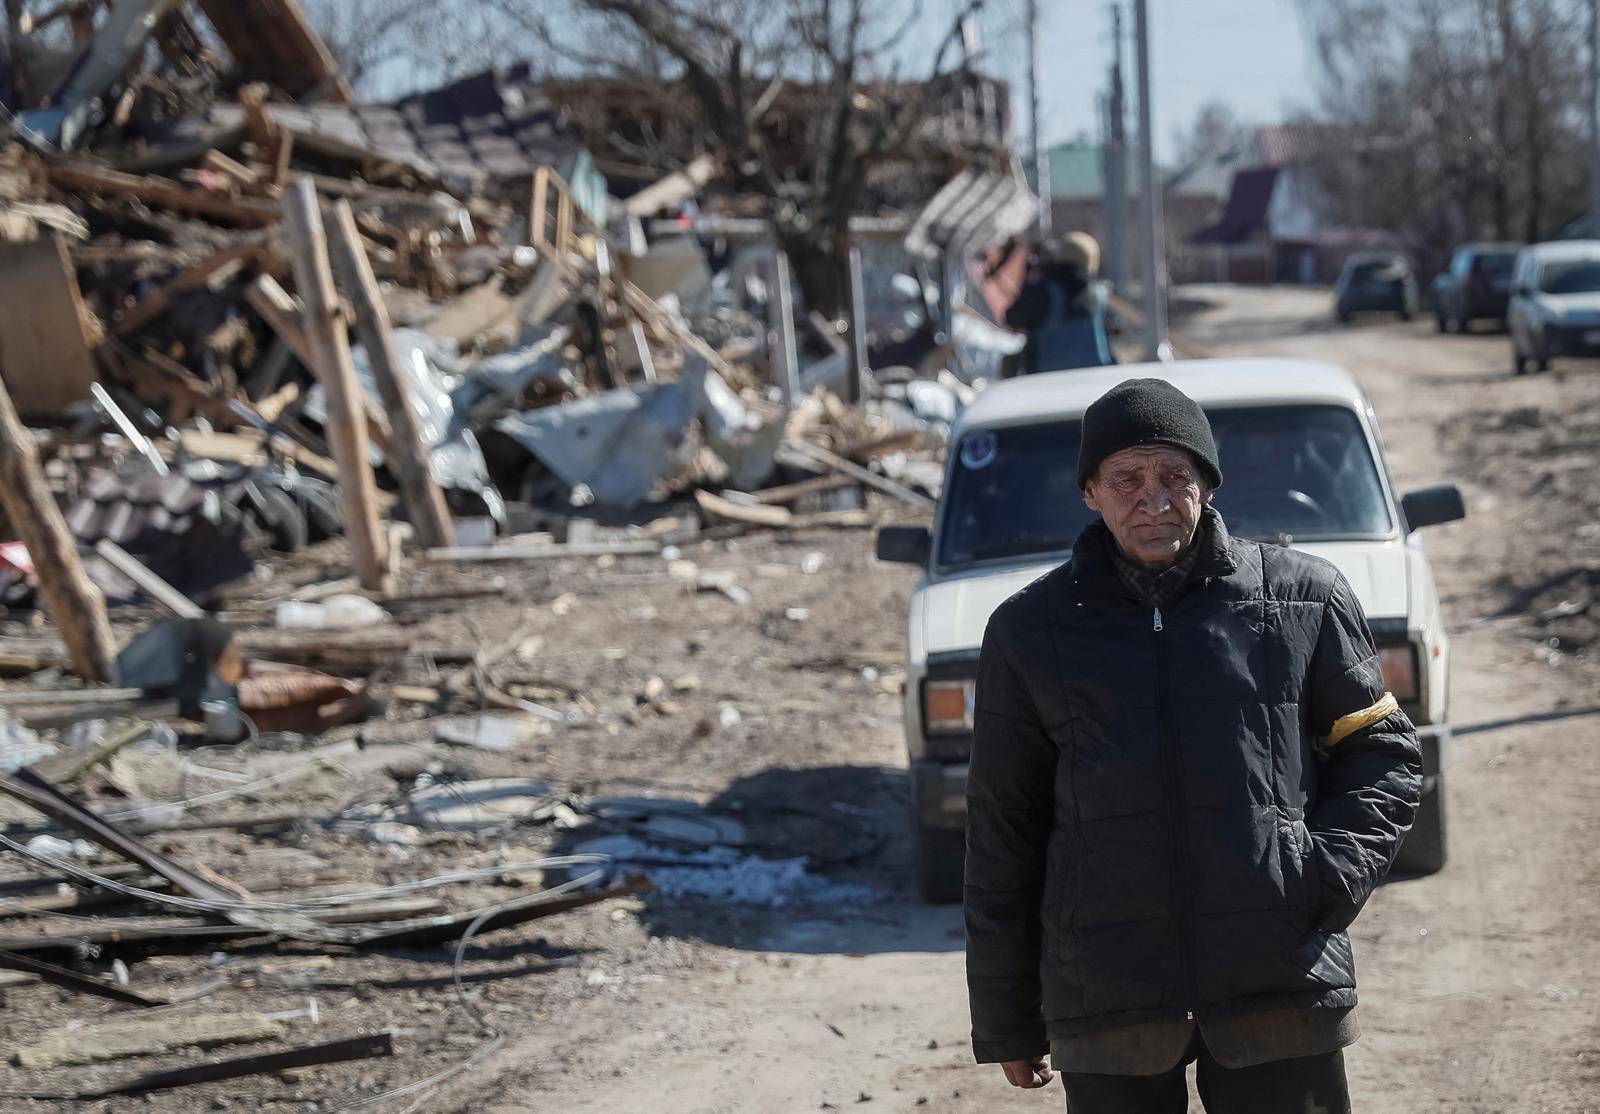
xmin=937 ymin=404 xmax=1395 ymax=571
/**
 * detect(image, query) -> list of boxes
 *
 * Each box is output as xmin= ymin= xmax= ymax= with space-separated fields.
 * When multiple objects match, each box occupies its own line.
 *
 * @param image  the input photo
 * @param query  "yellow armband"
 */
xmin=1322 ymin=691 xmax=1399 ymax=749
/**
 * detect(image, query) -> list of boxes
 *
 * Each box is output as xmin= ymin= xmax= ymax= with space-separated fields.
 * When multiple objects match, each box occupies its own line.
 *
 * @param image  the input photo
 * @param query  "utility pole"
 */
xmin=1133 ymin=0 xmax=1167 ymax=360
xmin=1590 ymin=0 xmax=1600 ymax=231
xmin=1104 ymin=2 xmax=1129 ymax=290
xmin=1027 ymin=0 xmax=1052 ymax=235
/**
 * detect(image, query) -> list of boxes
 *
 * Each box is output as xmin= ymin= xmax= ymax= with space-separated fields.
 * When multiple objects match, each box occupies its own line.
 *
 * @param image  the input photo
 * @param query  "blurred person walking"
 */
xmin=1004 ymin=232 xmax=1116 ymax=374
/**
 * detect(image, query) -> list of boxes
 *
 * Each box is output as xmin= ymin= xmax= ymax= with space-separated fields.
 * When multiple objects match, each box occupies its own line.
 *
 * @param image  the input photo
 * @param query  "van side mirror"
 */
xmin=1401 ymin=484 xmax=1466 ymax=531
xmin=875 ymin=525 xmax=932 ymax=566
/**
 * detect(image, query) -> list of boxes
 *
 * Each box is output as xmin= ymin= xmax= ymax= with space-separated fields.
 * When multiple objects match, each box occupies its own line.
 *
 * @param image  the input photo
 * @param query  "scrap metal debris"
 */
xmin=0 ymin=0 xmax=1033 ymax=1104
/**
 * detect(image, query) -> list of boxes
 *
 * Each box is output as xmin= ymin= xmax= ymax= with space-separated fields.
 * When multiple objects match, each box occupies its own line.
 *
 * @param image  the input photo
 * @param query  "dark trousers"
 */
xmin=1063 ymin=1036 xmax=1351 ymax=1114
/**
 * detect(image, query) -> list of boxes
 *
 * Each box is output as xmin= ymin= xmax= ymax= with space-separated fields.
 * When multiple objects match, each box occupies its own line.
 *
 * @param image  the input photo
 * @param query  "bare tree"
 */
xmin=487 ymin=0 xmax=996 ymax=315
xmin=1294 ymin=0 xmax=1588 ymax=255
xmin=300 ymin=0 xmax=502 ymax=97
xmin=1172 ymin=100 xmax=1250 ymax=171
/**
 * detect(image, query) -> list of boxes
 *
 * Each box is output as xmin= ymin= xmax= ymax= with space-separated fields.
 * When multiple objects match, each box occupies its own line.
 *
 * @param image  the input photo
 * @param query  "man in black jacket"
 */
xmin=964 ymin=378 xmax=1422 ymax=1112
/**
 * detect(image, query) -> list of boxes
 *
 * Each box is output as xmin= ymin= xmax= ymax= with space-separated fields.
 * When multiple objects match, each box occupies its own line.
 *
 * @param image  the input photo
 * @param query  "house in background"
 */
xmin=1188 ymin=124 xmax=1408 ymax=284
xmin=1044 ymin=139 xmax=1222 ymax=286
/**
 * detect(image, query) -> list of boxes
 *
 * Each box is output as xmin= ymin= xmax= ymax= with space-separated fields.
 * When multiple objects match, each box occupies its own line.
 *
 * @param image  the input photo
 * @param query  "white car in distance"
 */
xmin=876 ymin=359 xmax=1465 ymax=902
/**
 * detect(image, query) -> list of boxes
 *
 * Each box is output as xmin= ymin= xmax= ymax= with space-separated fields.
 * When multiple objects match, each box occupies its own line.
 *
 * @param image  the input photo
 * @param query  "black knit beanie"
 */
xmin=1077 ymin=378 xmax=1223 ymax=490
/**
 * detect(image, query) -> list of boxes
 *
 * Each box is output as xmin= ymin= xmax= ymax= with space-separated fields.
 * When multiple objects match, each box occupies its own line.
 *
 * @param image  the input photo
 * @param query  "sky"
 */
xmin=359 ymin=0 xmax=1321 ymax=165
xmin=984 ymin=0 xmax=1321 ymax=161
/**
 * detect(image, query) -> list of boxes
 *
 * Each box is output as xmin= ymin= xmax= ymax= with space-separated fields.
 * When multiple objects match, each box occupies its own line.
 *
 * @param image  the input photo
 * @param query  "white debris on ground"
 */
xmin=576 ymin=834 xmax=879 ymax=908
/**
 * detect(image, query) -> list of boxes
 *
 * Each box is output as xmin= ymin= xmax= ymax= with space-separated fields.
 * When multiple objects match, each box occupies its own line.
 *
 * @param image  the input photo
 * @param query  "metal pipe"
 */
xmin=1133 ymin=0 xmax=1168 ymax=359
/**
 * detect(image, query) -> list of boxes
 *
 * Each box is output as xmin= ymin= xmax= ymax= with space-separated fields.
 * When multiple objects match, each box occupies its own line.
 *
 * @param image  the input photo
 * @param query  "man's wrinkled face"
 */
xmin=1084 ymin=445 xmax=1212 ymax=569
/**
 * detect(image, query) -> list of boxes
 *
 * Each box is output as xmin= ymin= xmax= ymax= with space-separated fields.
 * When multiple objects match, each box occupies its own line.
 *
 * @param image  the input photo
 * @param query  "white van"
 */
xmin=876 ymin=359 xmax=1465 ymax=901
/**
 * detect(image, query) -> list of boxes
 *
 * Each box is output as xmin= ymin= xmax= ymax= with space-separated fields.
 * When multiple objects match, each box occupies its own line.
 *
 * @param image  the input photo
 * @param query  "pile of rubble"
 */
xmin=0 ymin=0 xmax=1037 ymax=1104
xmin=0 ymin=0 xmax=1017 ymax=603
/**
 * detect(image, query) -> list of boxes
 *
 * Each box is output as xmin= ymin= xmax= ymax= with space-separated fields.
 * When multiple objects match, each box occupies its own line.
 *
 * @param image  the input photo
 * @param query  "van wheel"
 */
xmin=913 ymin=813 xmax=966 ymax=904
xmin=1392 ymin=776 xmax=1446 ymax=876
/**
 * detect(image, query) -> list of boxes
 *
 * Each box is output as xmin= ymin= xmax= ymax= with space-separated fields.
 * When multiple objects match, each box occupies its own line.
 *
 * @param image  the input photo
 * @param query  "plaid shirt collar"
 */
xmin=1109 ymin=518 xmax=1210 ymax=610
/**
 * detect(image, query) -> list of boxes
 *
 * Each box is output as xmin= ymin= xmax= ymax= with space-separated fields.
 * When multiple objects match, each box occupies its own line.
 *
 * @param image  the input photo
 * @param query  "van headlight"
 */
xmin=923 ymin=678 xmax=976 ymax=734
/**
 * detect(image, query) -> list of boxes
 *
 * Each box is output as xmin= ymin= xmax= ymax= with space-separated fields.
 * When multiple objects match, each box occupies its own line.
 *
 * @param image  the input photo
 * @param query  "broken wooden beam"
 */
xmin=694 ymin=489 xmax=794 ymax=529
xmin=244 ymin=272 xmax=313 ymax=366
xmin=45 ymin=161 xmax=280 ymax=226
xmin=0 ymin=768 xmax=317 ymax=935
xmin=778 ymin=438 xmax=935 ymax=510
xmin=0 ymin=948 xmax=162 ymax=1007
xmin=77 ymin=1031 xmax=394 ymax=1100
xmin=0 ymin=375 xmax=115 ymax=681
xmin=325 ymin=199 xmax=454 ymax=549
xmin=281 ymin=177 xmax=388 ymax=591
xmin=624 ymin=153 xmax=721 ymax=216
xmin=93 ymin=540 xmax=205 ymax=619
xmin=14 ymin=1009 xmax=286 ymax=1068
xmin=351 ymin=875 xmax=651 ymax=947
xmin=753 ymin=472 xmax=858 ymax=505
xmin=0 ymin=917 xmax=261 ymax=954
xmin=200 ymin=149 xmax=261 ymax=189
xmin=0 ymin=233 xmax=101 ymax=416
xmin=113 ymin=237 xmax=268 ymax=336
xmin=246 ymin=276 xmax=395 ymax=452
xmin=424 ymin=539 xmax=662 ymax=563
xmin=195 ymin=0 xmax=354 ymax=103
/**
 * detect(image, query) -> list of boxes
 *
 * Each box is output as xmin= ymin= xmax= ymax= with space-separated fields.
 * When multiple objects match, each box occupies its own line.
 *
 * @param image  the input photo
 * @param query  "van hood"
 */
xmin=1293 ymin=540 xmax=1409 ymax=621
xmin=920 ymin=563 xmax=1059 ymax=658
xmin=917 ymin=542 xmax=1409 ymax=658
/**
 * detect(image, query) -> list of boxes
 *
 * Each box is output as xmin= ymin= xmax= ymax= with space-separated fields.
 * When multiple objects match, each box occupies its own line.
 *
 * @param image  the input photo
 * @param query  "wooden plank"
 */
xmin=281 ymin=178 xmax=389 ymax=591
xmin=624 ymin=154 xmax=721 ymax=216
xmin=0 ymin=376 xmax=115 ymax=681
xmin=194 ymin=0 xmax=353 ymax=102
xmin=778 ymin=438 xmax=935 ymax=510
xmin=0 ymin=234 xmax=99 ymax=415
xmin=422 ymin=277 xmax=516 ymax=346
xmin=93 ymin=540 xmax=205 ymax=619
xmin=752 ymin=472 xmax=857 ymax=505
xmin=0 ymin=918 xmax=261 ymax=954
xmin=46 ymin=161 xmax=280 ymax=227
xmin=245 ymin=274 xmax=394 ymax=452
xmin=0 ymin=688 xmax=145 ymax=707
xmin=200 ymin=149 xmax=260 ymax=189
xmin=267 ymin=127 xmax=294 ymax=193
xmin=244 ymin=273 xmax=313 ymax=365
xmin=425 ymin=539 xmax=661 ymax=563
xmin=324 ymin=201 xmax=454 ymax=549
xmin=694 ymin=489 xmax=793 ymax=528
xmin=237 ymin=83 xmax=276 ymax=150
xmin=113 ymin=237 xmax=267 ymax=336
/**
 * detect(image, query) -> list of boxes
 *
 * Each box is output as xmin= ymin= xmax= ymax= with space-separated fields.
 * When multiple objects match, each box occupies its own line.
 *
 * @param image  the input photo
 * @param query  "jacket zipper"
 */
xmin=1152 ymin=605 xmax=1198 ymax=1021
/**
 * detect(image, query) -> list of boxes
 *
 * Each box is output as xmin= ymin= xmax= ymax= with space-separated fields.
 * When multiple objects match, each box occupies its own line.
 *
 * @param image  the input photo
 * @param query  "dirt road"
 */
xmin=458 ymin=287 xmax=1600 ymax=1113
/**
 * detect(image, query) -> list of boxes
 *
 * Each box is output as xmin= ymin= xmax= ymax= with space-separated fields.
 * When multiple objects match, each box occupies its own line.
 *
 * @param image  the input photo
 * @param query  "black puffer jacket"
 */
xmin=964 ymin=509 xmax=1422 ymax=1063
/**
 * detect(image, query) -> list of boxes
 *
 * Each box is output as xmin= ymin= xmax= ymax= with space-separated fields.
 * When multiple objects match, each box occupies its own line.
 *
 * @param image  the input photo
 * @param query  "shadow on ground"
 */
xmin=551 ymin=763 xmax=968 ymax=956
